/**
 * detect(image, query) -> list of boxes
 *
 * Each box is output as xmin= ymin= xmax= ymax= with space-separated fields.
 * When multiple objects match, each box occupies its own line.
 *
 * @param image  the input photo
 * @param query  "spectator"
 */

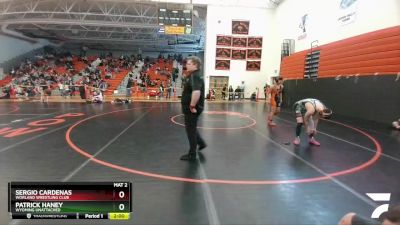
xmin=208 ymin=89 xmax=215 ymax=101
xmin=228 ymin=85 xmax=234 ymax=101
xmin=240 ymin=81 xmax=245 ymax=100
xmin=126 ymin=75 xmax=134 ymax=98
xmin=159 ymin=83 xmax=164 ymax=98
xmin=222 ymin=84 xmax=227 ymax=100
xmin=0 ymin=86 xmax=11 ymax=99
xmin=393 ymin=119 xmax=400 ymax=130
xmin=99 ymin=80 xmax=108 ymax=100
xmin=166 ymin=82 xmax=173 ymax=99
xmin=264 ymin=83 xmax=270 ymax=102
xmin=63 ymin=83 xmax=70 ymax=98
xmin=91 ymin=89 xmax=103 ymax=103
xmin=235 ymin=86 xmax=241 ymax=100
xmin=250 ymin=91 xmax=257 ymax=101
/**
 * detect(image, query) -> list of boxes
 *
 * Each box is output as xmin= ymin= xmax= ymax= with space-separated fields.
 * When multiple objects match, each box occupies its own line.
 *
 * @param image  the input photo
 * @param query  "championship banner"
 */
xmin=247 ymin=49 xmax=262 ymax=60
xmin=215 ymin=60 xmax=230 ymax=70
xmin=247 ymin=37 xmax=263 ymax=48
xmin=216 ymin=35 xmax=232 ymax=46
xmin=246 ymin=61 xmax=261 ymax=71
xmin=216 ymin=48 xmax=231 ymax=59
xmin=232 ymin=20 xmax=249 ymax=35
xmin=232 ymin=37 xmax=247 ymax=48
xmin=337 ymin=0 xmax=359 ymax=26
xmin=231 ymin=49 xmax=246 ymax=60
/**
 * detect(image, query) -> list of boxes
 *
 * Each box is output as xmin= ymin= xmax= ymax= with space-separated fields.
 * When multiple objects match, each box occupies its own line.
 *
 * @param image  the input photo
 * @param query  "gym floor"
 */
xmin=0 ymin=101 xmax=399 ymax=225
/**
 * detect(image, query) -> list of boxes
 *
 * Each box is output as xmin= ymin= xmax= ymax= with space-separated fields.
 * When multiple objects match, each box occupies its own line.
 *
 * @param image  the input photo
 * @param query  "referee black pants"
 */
xmin=184 ymin=112 xmax=205 ymax=153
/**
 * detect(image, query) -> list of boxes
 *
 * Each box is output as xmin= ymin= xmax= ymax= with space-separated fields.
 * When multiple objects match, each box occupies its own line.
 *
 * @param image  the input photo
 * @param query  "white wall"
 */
xmin=275 ymin=0 xmax=400 ymax=52
xmin=205 ymin=5 xmax=281 ymax=98
xmin=0 ymin=35 xmax=50 ymax=63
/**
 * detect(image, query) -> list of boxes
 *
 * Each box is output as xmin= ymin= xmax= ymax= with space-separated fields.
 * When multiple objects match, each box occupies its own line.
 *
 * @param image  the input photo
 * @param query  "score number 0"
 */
xmin=118 ymin=191 xmax=125 ymax=211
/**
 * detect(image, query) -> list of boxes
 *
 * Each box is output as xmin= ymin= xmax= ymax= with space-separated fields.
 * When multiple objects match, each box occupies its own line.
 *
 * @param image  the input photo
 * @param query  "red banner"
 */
xmin=216 ymin=35 xmax=232 ymax=46
xmin=216 ymin=48 xmax=231 ymax=59
xmin=246 ymin=61 xmax=261 ymax=71
xmin=215 ymin=60 xmax=230 ymax=70
xmin=231 ymin=49 xmax=246 ymax=60
xmin=247 ymin=37 xmax=263 ymax=48
xmin=232 ymin=20 xmax=249 ymax=35
xmin=247 ymin=49 xmax=262 ymax=60
xmin=232 ymin=37 xmax=247 ymax=48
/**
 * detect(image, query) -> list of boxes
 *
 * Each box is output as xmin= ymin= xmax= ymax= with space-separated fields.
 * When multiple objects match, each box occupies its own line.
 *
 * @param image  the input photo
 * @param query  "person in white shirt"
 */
xmin=240 ymin=81 xmax=245 ymax=100
xmin=91 ymin=89 xmax=103 ymax=103
xmin=393 ymin=118 xmax=400 ymax=130
xmin=58 ymin=83 xmax=64 ymax=97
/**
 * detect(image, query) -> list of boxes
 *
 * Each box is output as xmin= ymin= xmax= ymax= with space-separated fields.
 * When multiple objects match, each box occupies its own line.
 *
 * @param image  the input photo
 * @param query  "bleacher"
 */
xmin=0 ymin=53 xmax=184 ymax=101
xmin=0 ymin=75 xmax=12 ymax=86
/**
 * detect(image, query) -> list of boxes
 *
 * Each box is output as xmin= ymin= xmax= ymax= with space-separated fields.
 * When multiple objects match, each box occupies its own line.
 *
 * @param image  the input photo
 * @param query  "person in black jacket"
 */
xmin=180 ymin=56 xmax=207 ymax=161
xmin=222 ymin=84 xmax=227 ymax=100
xmin=126 ymin=75 xmax=133 ymax=98
xmin=228 ymin=85 xmax=234 ymax=101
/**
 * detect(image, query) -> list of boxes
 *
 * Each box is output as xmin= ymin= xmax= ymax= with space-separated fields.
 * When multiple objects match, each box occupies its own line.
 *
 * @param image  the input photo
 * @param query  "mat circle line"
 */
xmin=65 ymin=107 xmax=382 ymax=185
xmin=170 ymin=111 xmax=257 ymax=130
xmin=0 ymin=105 xmax=20 ymax=115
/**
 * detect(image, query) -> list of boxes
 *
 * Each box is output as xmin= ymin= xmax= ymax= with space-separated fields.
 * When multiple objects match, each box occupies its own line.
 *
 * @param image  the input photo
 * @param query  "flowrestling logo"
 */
xmin=366 ymin=193 xmax=391 ymax=218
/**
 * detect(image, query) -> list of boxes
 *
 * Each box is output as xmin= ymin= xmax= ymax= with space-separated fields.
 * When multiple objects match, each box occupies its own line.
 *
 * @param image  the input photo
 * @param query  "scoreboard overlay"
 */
xmin=8 ymin=182 xmax=132 ymax=220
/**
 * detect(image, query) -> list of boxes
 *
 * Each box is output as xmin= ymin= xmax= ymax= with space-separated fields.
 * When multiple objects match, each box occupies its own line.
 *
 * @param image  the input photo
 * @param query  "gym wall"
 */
xmin=282 ymin=75 xmax=400 ymax=124
xmin=280 ymin=26 xmax=400 ymax=79
xmin=275 ymin=0 xmax=400 ymax=52
xmin=280 ymin=26 xmax=400 ymax=124
xmin=204 ymin=5 xmax=280 ymax=98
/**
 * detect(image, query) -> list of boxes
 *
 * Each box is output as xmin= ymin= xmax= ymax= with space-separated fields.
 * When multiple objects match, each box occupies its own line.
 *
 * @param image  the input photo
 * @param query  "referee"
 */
xmin=180 ymin=56 xmax=207 ymax=161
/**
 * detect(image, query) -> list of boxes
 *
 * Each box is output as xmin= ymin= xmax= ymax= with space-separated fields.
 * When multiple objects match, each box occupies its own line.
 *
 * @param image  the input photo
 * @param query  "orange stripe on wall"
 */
xmin=322 ymin=35 xmax=400 ymax=56
xmin=281 ymin=65 xmax=304 ymax=71
xmin=321 ymin=41 xmax=400 ymax=56
xmin=280 ymin=26 xmax=400 ymax=79
xmin=281 ymin=59 xmax=305 ymax=65
xmin=321 ymin=26 xmax=400 ymax=50
xmin=320 ymin=49 xmax=400 ymax=63
xmin=319 ymin=65 xmax=400 ymax=76
xmin=323 ymin=43 xmax=400 ymax=60
xmin=320 ymin=57 xmax=400 ymax=70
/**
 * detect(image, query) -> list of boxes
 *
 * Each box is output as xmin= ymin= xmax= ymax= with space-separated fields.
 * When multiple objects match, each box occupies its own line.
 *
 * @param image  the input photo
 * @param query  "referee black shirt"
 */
xmin=181 ymin=69 xmax=205 ymax=114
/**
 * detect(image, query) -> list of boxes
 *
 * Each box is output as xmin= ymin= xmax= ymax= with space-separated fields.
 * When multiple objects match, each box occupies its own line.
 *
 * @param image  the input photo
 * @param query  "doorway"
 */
xmin=209 ymin=76 xmax=229 ymax=100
